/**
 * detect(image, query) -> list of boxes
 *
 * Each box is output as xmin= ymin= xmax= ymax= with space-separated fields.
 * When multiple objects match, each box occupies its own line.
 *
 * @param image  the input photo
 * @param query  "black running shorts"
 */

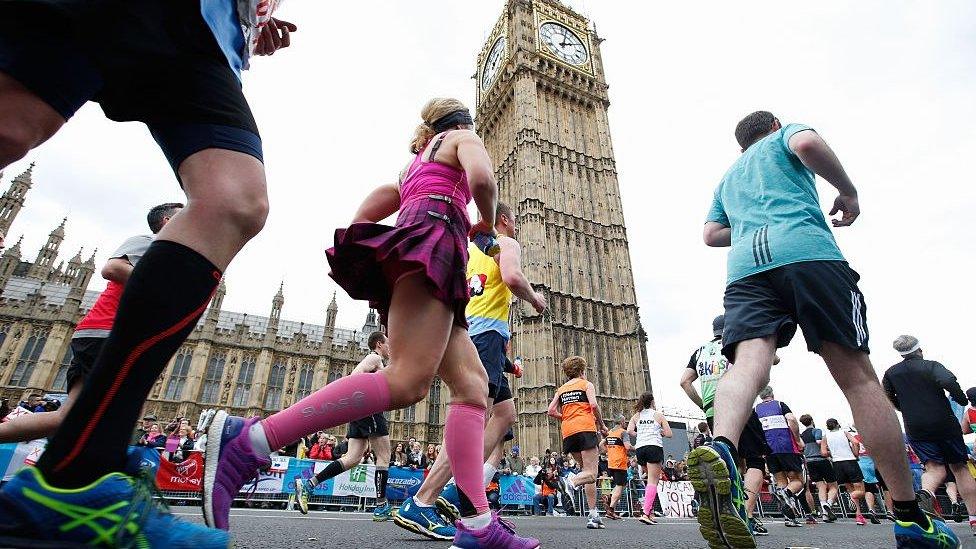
xmin=766 ymin=453 xmax=803 ymax=475
xmin=0 ymin=0 xmax=262 ymax=173
xmin=562 ymin=431 xmax=598 ymax=454
xmin=833 ymin=460 xmax=864 ymax=485
xmin=722 ymin=261 xmax=869 ymax=360
xmin=806 ymin=460 xmax=837 ymax=483
xmin=709 ymin=413 xmax=769 ymax=471
xmin=609 ymin=468 xmax=628 ymax=487
xmin=472 ymin=331 xmax=512 ymax=404
xmin=635 ymin=445 xmax=663 ymax=466
xmin=346 ymin=413 xmax=389 ymax=440
xmin=65 ymin=337 xmax=106 ymax=392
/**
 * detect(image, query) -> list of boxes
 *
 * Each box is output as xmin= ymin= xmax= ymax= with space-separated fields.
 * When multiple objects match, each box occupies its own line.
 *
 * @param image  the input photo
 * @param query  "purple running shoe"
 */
xmin=201 ymin=411 xmax=270 ymax=530
xmin=450 ymin=511 xmax=540 ymax=549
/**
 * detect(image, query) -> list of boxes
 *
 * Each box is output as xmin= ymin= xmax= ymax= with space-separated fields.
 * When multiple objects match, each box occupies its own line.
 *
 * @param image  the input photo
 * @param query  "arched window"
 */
xmin=51 ymin=344 xmax=73 ymax=391
xmin=296 ymin=362 xmax=314 ymax=400
xmin=232 ymin=355 xmax=256 ymax=407
xmin=164 ymin=348 xmax=193 ymax=400
xmin=9 ymin=330 xmax=47 ymax=387
xmin=200 ymin=350 xmax=227 ymax=404
xmin=264 ymin=360 xmax=286 ymax=409
xmin=426 ymin=379 xmax=441 ymax=425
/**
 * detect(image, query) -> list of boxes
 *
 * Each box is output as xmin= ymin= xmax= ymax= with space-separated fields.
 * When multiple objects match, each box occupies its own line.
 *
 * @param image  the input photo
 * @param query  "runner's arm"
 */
xmin=456 ymin=130 xmax=497 ymax=231
xmin=586 ymin=382 xmax=607 ymax=434
xmin=498 ymin=237 xmax=546 ymax=313
xmin=931 ymin=362 xmax=967 ymax=406
xmin=657 ymin=412 xmax=673 ymax=438
xmin=962 ymin=413 xmax=973 ymax=435
xmin=547 ymin=394 xmax=562 ymax=420
xmin=820 ymin=436 xmax=830 ymax=458
xmin=350 ymin=354 xmax=383 ymax=375
xmin=352 ymin=184 xmax=401 ymax=223
xmin=627 ymin=414 xmax=638 ymax=439
xmin=881 ymin=373 xmax=901 ymax=410
xmin=788 ymin=130 xmax=859 ymax=227
xmin=703 ymin=222 xmax=731 ymax=247
xmin=679 ymin=366 xmax=704 ymax=410
xmin=101 ymin=258 xmax=133 ymax=283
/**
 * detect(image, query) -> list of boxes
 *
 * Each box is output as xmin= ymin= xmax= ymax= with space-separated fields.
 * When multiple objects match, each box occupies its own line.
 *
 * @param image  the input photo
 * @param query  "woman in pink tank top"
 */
xmin=201 ymin=98 xmax=538 ymax=548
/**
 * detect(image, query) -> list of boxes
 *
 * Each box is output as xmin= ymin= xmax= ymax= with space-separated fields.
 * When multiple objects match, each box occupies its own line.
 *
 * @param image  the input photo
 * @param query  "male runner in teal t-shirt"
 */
xmin=688 ymin=111 xmax=957 ymax=549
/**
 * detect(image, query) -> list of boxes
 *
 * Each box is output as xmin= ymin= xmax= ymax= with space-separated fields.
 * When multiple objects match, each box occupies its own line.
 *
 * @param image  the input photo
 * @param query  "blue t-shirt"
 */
xmin=201 ymin=1 xmax=246 ymax=78
xmin=707 ymin=123 xmax=845 ymax=284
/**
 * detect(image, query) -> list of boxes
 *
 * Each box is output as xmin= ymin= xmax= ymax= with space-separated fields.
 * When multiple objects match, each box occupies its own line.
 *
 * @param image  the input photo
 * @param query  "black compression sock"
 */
xmin=374 ymin=467 xmax=389 ymax=502
xmin=893 ymin=499 xmax=929 ymax=527
xmin=36 ymin=241 xmax=221 ymax=487
xmin=314 ymin=459 xmax=346 ymax=485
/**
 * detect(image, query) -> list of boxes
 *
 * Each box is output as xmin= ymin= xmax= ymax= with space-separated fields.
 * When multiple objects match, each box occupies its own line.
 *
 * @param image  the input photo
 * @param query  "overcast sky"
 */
xmin=3 ymin=1 xmax=974 ymax=429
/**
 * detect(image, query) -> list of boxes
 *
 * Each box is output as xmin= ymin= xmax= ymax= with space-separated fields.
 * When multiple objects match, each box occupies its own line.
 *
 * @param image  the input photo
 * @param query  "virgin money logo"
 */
xmin=176 ymin=459 xmax=198 ymax=478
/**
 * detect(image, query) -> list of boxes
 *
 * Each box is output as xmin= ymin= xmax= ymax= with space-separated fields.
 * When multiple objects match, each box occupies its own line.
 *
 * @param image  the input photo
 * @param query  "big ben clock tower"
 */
xmin=475 ymin=0 xmax=651 ymax=457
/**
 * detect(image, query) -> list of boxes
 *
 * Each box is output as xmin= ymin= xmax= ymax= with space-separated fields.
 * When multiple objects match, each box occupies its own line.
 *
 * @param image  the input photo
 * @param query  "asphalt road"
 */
xmin=171 ymin=506 xmax=976 ymax=548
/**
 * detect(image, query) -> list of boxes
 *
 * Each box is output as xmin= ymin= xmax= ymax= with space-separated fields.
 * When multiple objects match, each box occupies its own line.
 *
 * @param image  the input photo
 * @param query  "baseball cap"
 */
xmin=142 ymin=413 xmax=158 ymax=421
xmin=712 ymin=315 xmax=725 ymax=337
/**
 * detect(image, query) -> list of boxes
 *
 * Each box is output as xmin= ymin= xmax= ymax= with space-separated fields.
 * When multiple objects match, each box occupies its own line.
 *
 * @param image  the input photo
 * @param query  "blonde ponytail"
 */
xmin=409 ymin=97 xmax=470 ymax=153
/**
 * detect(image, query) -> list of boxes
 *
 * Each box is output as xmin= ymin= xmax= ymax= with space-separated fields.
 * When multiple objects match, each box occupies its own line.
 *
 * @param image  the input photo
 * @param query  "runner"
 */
xmin=0 ymin=1 xmax=295 ymax=544
xmin=626 ymin=392 xmax=671 ymax=525
xmin=0 ymin=202 xmax=181 ymax=443
xmin=799 ymin=414 xmax=839 ymax=523
xmin=690 ymin=111 xmax=955 ymax=548
xmin=753 ymin=386 xmax=809 ymax=526
xmin=821 ymin=419 xmax=868 ymax=525
xmin=852 ymin=426 xmax=885 ymax=523
xmin=548 ymin=355 xmax=608 ymax=529
xmin=883 ymin=335 xmax=976 ymax=536
xmin=602 ymin=415 xmax=632 ymax=520
xmin=680 ymin=315 xmax=771 ymax=538
xmin=201 ymin=98 xmax=538 ymax=548
xmin=394 ymin=200 xmax=546 ymax=540
xmin=293 ymin=331 xmax=393 ymax=521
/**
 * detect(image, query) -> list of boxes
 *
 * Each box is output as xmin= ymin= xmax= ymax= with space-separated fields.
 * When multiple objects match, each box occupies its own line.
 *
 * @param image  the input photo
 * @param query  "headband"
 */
xmin=897 ymin=341 xmax=921 ymax=356
xmin=430 ymin=109 xmax=473 ymax=133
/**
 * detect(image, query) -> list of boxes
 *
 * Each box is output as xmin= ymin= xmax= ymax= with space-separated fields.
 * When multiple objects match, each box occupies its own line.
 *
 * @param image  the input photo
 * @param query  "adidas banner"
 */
xmin=499 ymin=475 xmax=535 ymax=505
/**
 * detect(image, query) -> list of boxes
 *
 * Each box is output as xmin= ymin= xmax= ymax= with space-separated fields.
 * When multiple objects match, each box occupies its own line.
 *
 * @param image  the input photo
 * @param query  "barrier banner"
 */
xmin=282 ymin=458 xmax=332 ymax=495
xmin=242 ymin=455 xmax=289 ymax=493
xmin=156 ymin=452 xmax=204 ymax=491
xmin=1 ymin=439 xmax=45 ymax=481
xmin=331 ymin=463 xmax=376 ymax=498
xmin=499 ymin=475 xmax=535 ymax=505
xmin=386 ymin=466 xmax=424 ymax=500
xmin=660 ymin=481 xmax=696 ymax=518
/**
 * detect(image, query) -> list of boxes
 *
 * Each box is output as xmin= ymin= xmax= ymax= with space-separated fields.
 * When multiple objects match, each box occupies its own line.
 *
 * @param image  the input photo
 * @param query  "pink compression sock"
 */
xmin=445 ymin=403 xmax=490 ymax=516
xmin=260 ymin=372 xmax=390 ymax=450
xmin=644 ymin=483 xmax=658 ymax=517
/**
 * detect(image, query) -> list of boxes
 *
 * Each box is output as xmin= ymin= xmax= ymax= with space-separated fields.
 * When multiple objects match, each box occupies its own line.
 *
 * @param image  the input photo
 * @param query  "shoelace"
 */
xmin=116 ymin=468 xmax=170 ymax=549
xmin=497 ymin=516 xmax=518 ymax=534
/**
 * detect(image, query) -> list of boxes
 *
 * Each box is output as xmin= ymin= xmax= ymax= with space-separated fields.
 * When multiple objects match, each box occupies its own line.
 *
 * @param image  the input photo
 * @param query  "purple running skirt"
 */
xmin=327 ymin=195 xmax=471 ymax=328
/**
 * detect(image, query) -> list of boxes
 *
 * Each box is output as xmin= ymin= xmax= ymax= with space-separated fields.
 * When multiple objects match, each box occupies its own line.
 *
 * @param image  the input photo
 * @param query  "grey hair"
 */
xmin=758 ymin=386 xmax=774 ymax=400
xmin=893 ymin=334 xmax=921 ymax=356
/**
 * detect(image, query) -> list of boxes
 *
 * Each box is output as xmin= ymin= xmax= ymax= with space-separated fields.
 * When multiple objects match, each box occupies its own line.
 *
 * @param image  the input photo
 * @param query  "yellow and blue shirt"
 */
xmin=466 ymin=242 xmax=513 ymax=339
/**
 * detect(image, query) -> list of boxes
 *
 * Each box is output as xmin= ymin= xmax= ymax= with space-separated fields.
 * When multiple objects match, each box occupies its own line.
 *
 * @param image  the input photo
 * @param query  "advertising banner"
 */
xmin=498 ymin=475 xmax=535 ymax=506
xmin=155 ymin=452 xmax=204 ymax=491
xmin=242 ymin=455 xmax=289 ymax=493
xmin=386 ymin=466 xmax=424 ymax=500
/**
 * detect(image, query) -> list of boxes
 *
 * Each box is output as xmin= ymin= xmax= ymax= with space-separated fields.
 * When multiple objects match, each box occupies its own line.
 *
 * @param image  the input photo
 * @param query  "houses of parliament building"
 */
xmin=0 ymin=0 xmax=652 ymax=455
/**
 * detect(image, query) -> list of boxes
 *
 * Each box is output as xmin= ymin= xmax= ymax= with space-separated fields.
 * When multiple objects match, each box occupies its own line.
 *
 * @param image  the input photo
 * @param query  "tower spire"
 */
xmin=0 ymin=163 xmax=35 ymax=235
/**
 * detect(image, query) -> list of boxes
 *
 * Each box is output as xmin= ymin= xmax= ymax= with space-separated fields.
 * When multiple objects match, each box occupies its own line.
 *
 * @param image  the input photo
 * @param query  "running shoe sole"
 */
xmin=435 ymin=496 xmax=460 ymax=523
xmin=638 ymin=516 xmax=656 ymax=525
xmin=557 ymin=479 xmax=576 ymax=516
xmin=687 ymin=447 xmax=756 ymax=549
xmin=823 ymin=506 xmax=837 ymax=523
xmin=295 ymin=478 xmax=309 ymax=515
xmin=392 ymin=510 xmax=454 ymax=541
xmin=200 ymin=409 xmax=228 ymax=528
xmin=917 ymin=489 xmax=942 ymax=519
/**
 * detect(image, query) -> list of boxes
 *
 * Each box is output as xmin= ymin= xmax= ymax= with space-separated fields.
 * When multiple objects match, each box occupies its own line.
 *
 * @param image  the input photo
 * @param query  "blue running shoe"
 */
xmin=0 ymin=466 xmax=229 ymax=548
xmin=393 ymin=496 xmax=456 ymax=540
xmin=895 ymin=515 xmax=961 ymax=548
xmin=687 ymin=442 xmax=755 ymax=549
xmin=373 ymin=500 xmax=393 ymax=521
xmin=436 ymin=482 xmax=462 ymax=523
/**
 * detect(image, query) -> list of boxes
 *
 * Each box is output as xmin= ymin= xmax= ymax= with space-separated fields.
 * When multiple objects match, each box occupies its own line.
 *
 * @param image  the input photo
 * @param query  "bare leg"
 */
xmin=0 ymin=72 xmax=65 ymax=168
xmin=820 ymin=342 xmax=914 ymax=502
xmin=921 ymin=462 xmax=948 ymax=495
xmin=713 ymin=337 xmax=776 ymax=446
xmin=948 ymin=463 xmax=976 ymax=518
xmin=744 ymin=467 xmax=764 ymax=518
xmin=371 ymin=436 xmax=391 ymax=469
xmin=785 ymin=470 xmax=804 ymax=495
xmin=573 ymin=448 xmax=599 ymax=511
xmin=0 ymin=383 xmax=78 ymax=443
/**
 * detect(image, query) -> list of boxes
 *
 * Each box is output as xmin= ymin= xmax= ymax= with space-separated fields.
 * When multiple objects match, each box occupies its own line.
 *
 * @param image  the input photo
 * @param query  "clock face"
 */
xmin=481 ymin=36 xmax=506 ymax=91
xmin=539 ymin=21 xmax=588 ymax=66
